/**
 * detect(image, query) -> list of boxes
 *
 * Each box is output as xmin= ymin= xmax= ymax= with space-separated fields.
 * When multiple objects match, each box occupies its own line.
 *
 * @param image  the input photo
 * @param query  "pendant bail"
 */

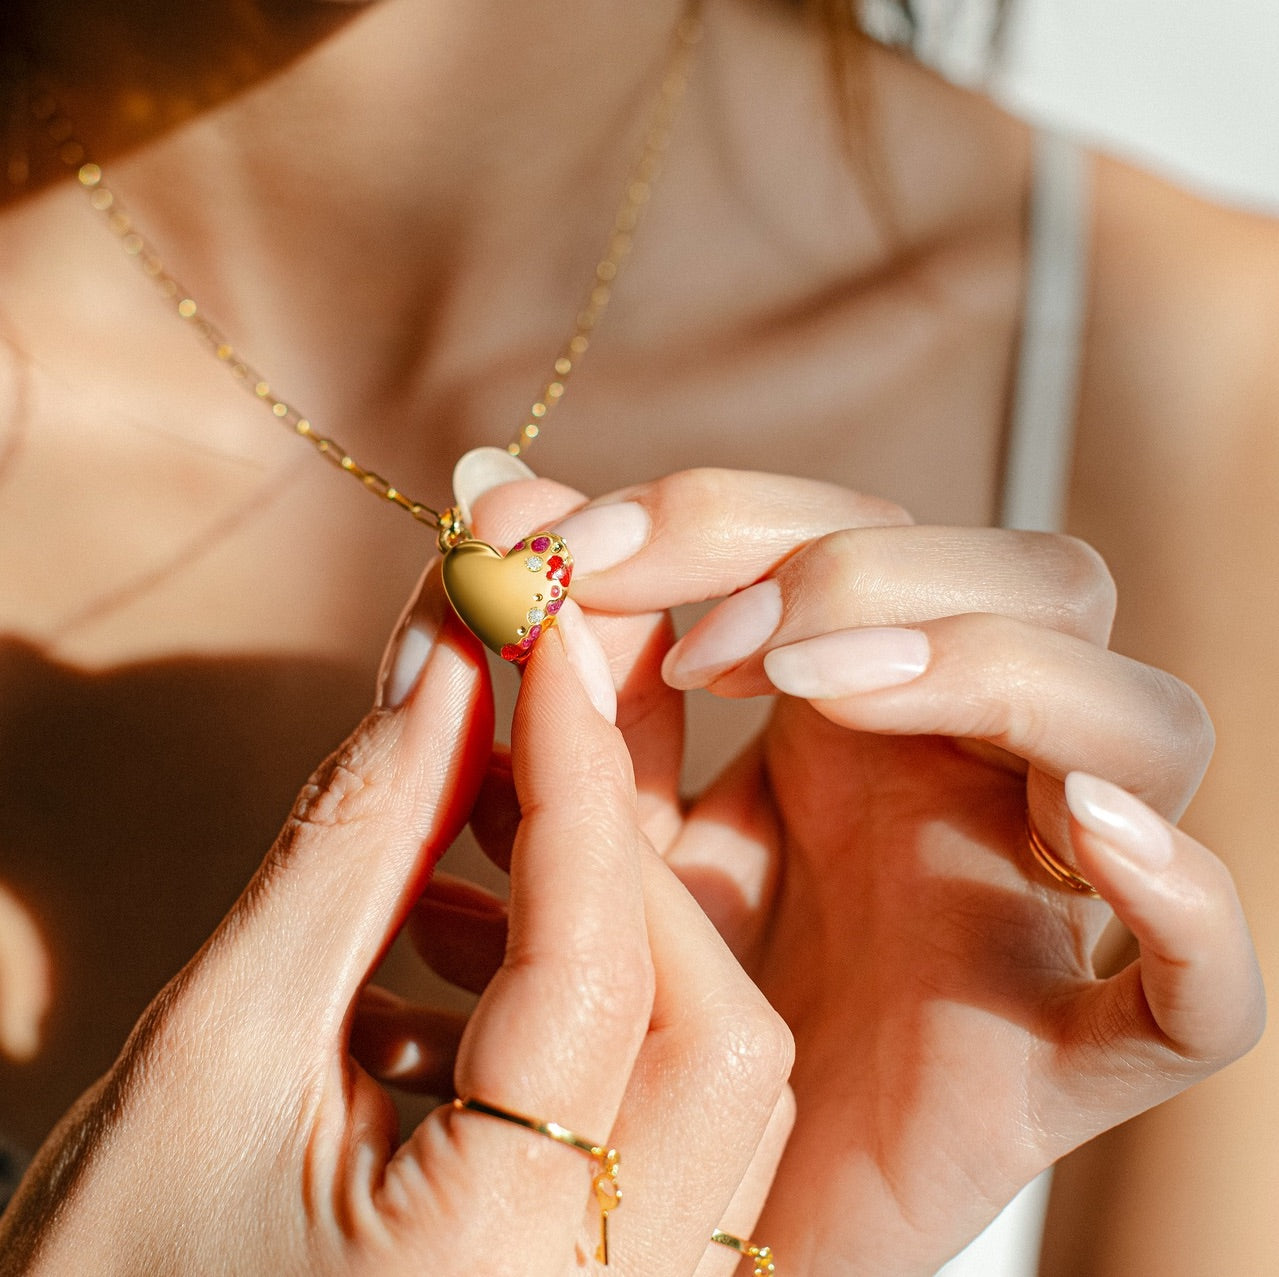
xmin=436 ymin=507 xmax=471 ymax=554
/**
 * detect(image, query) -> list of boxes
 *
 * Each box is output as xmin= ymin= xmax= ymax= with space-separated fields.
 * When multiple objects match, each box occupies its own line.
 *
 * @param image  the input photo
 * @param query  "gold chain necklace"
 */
xmin=25 ymin=7 xmax=703 ymax=662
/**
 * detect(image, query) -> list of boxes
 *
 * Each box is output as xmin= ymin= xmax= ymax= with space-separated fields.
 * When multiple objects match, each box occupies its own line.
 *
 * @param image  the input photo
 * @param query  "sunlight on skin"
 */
xmin=0 ymin=885 xmax=51 ymax=1062
xmin=384 ymin=1038 xmax=425 ymax=1081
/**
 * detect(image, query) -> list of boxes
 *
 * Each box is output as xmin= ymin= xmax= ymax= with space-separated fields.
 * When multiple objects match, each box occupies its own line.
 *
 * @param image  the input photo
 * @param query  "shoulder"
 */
xmin=1070 ymin=152 xmax=1279 ymax=696
xmin=1084 ymin=156 xmax=1279 ymax=435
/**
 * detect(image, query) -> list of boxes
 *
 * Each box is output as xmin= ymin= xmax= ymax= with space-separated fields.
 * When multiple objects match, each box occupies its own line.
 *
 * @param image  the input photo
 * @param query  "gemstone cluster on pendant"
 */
xmin=500 ymin=534 xmax=573 ymax=664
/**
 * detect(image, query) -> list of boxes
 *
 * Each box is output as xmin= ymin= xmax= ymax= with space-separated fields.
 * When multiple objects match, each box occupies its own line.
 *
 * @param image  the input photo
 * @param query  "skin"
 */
xmin=0 ymin=0 xmax=1276 ymax=1270
xmin=0 ymin=591 xmax=798 ymax=1274
xmin=448 ymin=471 xmax=1261 ymax=1275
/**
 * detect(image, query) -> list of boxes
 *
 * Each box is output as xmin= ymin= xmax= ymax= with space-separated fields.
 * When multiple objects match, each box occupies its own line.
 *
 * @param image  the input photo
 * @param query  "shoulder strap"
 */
xmin=999 ymin=130 xmax=1091 ymax=533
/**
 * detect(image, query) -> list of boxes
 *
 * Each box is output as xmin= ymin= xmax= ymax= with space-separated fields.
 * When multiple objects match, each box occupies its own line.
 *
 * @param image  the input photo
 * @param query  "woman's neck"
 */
xmin=13 ymin=0 xmax=693 ymax=420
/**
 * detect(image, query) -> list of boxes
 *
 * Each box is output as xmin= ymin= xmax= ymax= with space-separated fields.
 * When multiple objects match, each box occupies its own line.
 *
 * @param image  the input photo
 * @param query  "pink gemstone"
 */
xmin=525 ymin=625 xmax=542 ymax=644
xmin=549 ymin=583 xmax=561 ymax=598
xmin=513 ymin=541 xmax=526 ymax=552
xmin=545 ymin=598 xmax=562 ymax=614
xmin=531 ymin=536 xmax=551 ymax=553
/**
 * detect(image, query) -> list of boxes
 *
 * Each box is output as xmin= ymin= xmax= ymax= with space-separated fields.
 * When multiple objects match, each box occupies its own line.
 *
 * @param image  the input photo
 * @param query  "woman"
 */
xmin=0 ymin=0 xmax=1272 ymax=1270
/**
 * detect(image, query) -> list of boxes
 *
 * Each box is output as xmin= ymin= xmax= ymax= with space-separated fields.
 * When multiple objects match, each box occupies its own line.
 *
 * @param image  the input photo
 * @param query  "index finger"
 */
xmin=552 ymin=468 xmax=911 ymax=612
xmin=451 ymin=616 xmax=654 ymax=1151
xmin=388 ymin=617 xmax=655 ymax=1265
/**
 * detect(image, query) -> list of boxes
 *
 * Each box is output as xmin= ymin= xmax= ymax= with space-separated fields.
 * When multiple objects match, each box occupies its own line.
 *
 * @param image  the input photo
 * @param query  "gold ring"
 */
xmin=452 ymin=1096 xmax=621 ymax=1265
xmin=712 ymin=1228 xmax=776 ymax=1275
xmin=1026 ymin=814 xmax=1100 ymax=897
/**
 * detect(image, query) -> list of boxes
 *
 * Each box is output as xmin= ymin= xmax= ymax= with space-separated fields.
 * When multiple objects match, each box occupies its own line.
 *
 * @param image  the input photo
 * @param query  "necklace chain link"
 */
xmin=23 ymin=7 xmax=702 ymax=531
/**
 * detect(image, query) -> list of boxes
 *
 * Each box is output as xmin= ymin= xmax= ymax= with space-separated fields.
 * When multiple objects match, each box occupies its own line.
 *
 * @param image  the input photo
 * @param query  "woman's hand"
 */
xmin=459 ymin=468 xmax=1264 ymax=1276
xmin=0 ymin=568 xmax=793 ymax=1275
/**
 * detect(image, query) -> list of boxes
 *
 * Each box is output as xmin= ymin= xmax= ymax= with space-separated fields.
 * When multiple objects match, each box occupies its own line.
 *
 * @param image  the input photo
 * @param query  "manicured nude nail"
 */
xmin=763 ymin=627 xmax=929 ymax=698
xmin=376 ymin=571 xmax=444 ymax=709
xmin=1065 ymin=773 xmax=1174 ymax=869
xmin=451 ymin=446 xmax=536 ymax=527
xmin=662 ymin=580 xmax=783 ymax=689
xmin=553 ymin=501 xmax=651 ymax=576
xmin=556 ymin=600 xmax=617 ymax=723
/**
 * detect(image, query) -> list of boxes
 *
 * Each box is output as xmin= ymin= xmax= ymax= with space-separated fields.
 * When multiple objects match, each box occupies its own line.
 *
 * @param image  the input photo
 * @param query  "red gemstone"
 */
xmin=500 ymin=644 xmax=521 ymax=662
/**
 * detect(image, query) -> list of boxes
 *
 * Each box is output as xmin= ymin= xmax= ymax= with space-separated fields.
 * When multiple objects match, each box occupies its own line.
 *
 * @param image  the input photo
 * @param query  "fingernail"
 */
xmin=553 ymin=501 xmax=651 ymax=576
xmin=451 ymin=446 xmax=536 ymax=528
xmin=763 ymin=627 xmax=929 ymax=698
xmin=376 ymin=571 xmax=445 ymax=709
xmin=662 ymin=580 xmax=783 ymax=689
xmin=555 ymin=600 xmax=617 ymax=723
xmin=1065 ymin=773 xmax=1174 ymax=869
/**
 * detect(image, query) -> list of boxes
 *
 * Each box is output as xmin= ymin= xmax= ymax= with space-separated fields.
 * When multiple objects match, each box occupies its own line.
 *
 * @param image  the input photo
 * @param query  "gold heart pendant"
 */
xmin=442 ymin=531 xmax=573 ymax=664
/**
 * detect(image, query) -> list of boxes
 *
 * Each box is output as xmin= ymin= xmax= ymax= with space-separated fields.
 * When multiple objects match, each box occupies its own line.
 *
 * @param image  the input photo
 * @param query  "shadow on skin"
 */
xmin=0 ymin=637 xmax=373 ymax=1150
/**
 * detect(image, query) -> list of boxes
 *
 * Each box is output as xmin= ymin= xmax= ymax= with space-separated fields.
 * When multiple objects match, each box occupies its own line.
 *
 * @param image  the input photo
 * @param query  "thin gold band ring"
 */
xmin=712 ymin=1228 xmax=777 ymax=1274
xmin=1026 ymin=814 xmax=1100 ymax=897
xmin=452 ymin=1096 xmax=620 ymax=1264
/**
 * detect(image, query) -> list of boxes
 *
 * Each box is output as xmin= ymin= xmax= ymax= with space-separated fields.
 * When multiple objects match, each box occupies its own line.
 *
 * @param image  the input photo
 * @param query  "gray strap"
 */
xmin=1000 ymin=131 xmax=1091 ymax=533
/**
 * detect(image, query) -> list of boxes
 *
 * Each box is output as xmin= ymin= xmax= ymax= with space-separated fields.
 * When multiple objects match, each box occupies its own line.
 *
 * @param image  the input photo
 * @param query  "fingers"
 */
xmin=760 ymin=615 xmax=1214 ymax=820
xmin=389 ymin=621 xmax=654 ymax=1267
xmin=693 ymin=1091 xmax=795 ymax=1277
xmin=198 ymin=568 xmax=494 ymax=1035
xmin=454 ymin=620 xmax=647 ymax=1113
xmin=1063 ymin=774 xmax=1265 ymax=1074
xmin=662 ymin=524 xmax=1116 ymax=695
xmin=555 ymin=468 xmax=911 ymax=614
xmin=390 ymin=609 xmax=794 ymax=1269
xmin=611 ymin=848 xmax=795 ymax=1273
xmin=470 ymin=477 xmax=687 ymax=856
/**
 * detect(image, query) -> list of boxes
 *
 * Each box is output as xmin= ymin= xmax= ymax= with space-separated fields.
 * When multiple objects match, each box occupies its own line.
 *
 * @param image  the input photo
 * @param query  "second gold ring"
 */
xmin=1026 ymin=814 xmax=1100 ymax=897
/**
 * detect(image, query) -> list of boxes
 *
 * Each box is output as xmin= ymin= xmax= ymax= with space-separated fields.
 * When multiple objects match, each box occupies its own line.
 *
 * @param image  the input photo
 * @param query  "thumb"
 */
xmin=1063 ymin=772 xmax=1264 ymax=1110
xmin=205 ymin=566 xmax=494 ymax=1033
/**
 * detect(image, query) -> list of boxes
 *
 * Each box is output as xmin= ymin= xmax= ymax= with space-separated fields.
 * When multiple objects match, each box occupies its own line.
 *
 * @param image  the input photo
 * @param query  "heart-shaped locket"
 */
xmin=442 ymin=531 xmax=573 ymax=664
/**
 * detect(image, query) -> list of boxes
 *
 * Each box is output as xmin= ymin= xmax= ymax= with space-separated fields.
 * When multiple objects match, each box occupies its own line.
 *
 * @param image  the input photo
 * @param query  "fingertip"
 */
xmin=660 ymin=581 xmax=782 ymax=691
xmin=1065 ymin=773 xmax=1265 ymax=1062
xmin=1065 ymin=772 xmax=1174 ymax=873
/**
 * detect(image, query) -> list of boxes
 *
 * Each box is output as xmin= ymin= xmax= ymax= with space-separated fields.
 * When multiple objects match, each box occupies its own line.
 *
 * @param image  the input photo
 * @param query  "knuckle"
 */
xmin=1021 ymin=533 xmax=1118 ymax=636
xmin=1169 ymin=676 xmax=1216 ymax=771
xmin=1144 ymin=669 xmax=1216 ymax=798
xmin=820 ymin=529 xmax=881 ymax=596
xmin=285 ymin=717 xmax=398 ymax=836
xmin=692 ymin=994 xmax=795 ymax=1100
